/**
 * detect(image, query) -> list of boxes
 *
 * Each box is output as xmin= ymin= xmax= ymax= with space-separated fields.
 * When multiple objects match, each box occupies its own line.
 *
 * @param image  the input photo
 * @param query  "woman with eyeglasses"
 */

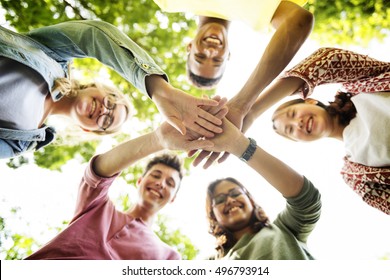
xmin=202 ymin=117 xmax=321 ymax=260
xmin=0 ymin=20 xmax=224 ymax=159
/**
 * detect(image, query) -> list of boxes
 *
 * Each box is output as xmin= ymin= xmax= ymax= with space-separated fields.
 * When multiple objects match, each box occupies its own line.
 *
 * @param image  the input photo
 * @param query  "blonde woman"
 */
xmin=0 ymin=20 xmax=223 ymax=159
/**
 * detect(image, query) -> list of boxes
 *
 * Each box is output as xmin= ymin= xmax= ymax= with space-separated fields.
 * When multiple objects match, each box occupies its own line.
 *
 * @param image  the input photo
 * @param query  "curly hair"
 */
xmin=206 ymin=177 xmax=271 ymax=259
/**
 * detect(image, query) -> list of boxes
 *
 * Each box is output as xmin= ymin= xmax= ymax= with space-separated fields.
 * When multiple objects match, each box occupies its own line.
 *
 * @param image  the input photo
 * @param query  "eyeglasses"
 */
xmin=212 ymin=188 xmax=244 ymax=206
xmin=96 ymin=94 xmax=117 ymax=131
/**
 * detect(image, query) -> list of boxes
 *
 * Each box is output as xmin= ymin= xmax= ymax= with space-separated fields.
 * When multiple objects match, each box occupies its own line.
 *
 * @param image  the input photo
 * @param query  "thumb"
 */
xmin=167 ymin=117 xmax=186 ymax=135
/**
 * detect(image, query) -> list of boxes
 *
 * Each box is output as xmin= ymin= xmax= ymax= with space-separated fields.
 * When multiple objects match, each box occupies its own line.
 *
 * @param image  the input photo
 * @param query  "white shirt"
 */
xmin=343 ymin=92 xmax=390 ymax=167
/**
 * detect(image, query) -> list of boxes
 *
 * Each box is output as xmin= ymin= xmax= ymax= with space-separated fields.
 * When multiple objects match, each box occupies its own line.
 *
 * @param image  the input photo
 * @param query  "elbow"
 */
xmin=294 ymin=9 xmax=314 ymax=37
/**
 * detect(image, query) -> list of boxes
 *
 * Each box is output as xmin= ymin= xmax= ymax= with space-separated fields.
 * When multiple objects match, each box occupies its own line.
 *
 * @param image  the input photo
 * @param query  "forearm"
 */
xmin=93 ymin=131 xmax=162 ymax=178
xmin=146 ymin=74 xmax=171 ymax=99
xmin=247 ymin=76 xmax=304 ymax=120
xmin=283 ymin=47 xmax=390 ymax=97
xmin=228 ymin=134 xmax=304 ymax=197
xmin=229 ymin=2 xmax=313 ymax=114
xmin=28 ymin=20 xmax=167 ymax=95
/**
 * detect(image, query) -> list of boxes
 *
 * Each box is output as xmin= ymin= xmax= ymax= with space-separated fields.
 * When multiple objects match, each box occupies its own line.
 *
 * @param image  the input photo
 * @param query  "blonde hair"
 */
xmin=52 ymin=77 xmax=132 ymax=135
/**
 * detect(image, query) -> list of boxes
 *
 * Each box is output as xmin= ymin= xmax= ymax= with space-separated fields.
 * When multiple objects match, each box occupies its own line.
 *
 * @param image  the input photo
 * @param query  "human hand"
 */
xmin=147 ymin=75 xmax=224 ymax=138
xmin=155 ymin=121 xmax=214 ymax=152
xmin=191 ymin=101 xmax=246 ymax=168
xmin=196 ymin=118 xmax=246 ymax=158
xmin=185 ymin=95 xmax=228 ymax=165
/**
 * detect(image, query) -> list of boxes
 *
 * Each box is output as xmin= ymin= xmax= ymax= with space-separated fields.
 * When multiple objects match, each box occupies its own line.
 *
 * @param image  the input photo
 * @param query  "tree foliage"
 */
xmin=306 ymin=0 xmax=389 ymax=46
xmin=0 ymin=208 xmax=39 ymax=260
xmin=0 ymin=0 xmax=389 ymax=260
xmin=0 ymin=0 xmax=388 ymax=170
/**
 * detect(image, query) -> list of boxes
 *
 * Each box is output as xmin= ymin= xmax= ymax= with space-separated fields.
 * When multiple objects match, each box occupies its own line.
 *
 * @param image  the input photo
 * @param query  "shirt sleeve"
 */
xmin=26 ymin=20 xmax=168 ymax=96
xmin=341 ymin=157 xmax=390 ymax=215
xmin=72 ymin=155 xmax=120 ymax=220
xmin=275 ymin=176 xmax=322 ymax=243
xmin=281 ymin=47 xmax=390 ymax=98
xmin=0 ymin=139 xmax=18 ymax=158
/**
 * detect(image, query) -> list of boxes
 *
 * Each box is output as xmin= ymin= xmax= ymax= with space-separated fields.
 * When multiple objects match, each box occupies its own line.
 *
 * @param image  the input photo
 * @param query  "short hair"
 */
xmin=144 ymin=153 xmax=184 ymax=181
xmin=186 ymin=61 xmax=222 ymax=89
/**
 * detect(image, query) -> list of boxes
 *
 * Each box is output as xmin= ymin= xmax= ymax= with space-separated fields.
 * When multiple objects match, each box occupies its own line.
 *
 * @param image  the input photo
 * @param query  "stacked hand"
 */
xmin=146 ymin=75 xmax=250 ymax=167
xmin=155 ymin=95 xmax=229 ymax=152
xmin=147 ymin=75 xmax=226 ymax=138
xmin=190 ymin=101 xmax=247 ymax=168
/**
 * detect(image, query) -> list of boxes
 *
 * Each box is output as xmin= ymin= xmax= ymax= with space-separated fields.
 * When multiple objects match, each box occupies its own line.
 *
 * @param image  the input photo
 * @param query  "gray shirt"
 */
xmin=0 ymin=56 xmax=47 ymax=130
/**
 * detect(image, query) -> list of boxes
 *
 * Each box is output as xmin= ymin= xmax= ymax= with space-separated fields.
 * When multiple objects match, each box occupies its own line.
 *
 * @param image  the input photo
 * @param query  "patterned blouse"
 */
xmin=282 ymin=47 xmax=390 ymax=215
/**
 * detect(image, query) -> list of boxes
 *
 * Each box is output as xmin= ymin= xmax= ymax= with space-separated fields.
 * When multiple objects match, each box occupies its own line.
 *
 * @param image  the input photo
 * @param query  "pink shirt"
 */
xmin=26 ymin=156 xmax=181 ymax=260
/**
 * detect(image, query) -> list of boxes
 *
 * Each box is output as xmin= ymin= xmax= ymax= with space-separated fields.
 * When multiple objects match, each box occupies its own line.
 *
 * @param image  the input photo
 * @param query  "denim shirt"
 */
xmin=0 ymin=20 xmax=167 ymax=158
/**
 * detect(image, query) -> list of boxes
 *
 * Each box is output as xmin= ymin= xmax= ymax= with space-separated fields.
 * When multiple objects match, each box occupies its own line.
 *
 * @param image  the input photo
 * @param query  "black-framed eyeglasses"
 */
xmin=96 ymin=94 xmax=117 ymax=131
xmin=212 ymin=188 xmax=244 ymax=206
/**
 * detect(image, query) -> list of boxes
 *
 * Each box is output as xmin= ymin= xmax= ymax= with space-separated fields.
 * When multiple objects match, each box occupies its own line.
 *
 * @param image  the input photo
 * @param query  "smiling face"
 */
xmin=137 ymin=163 xmax=181 ymax=212
xmin=272 ymin=100 xmax=335 ymax=142
xmin=211 ymin=180 xmax=254 ymax=232
xmin=187 ymin=22 xmax=230 ymax=82
xmin=71 ymin=86 xmax=129 ymax=133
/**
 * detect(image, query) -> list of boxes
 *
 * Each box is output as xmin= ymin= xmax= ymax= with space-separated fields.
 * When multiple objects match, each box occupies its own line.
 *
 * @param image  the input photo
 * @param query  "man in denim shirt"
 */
xmin=0 ymin=20 xmax=224 ymax=158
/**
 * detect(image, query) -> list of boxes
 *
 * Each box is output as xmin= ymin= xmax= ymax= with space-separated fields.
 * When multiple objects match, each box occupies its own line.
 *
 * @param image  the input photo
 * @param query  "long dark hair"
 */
xmin=206 ymin=177 xmax=271 ymax=259
xmin=327 ymin=91 xmax=357 ymax=126
xmin=273 ymin=91 xmax=357 ymax=129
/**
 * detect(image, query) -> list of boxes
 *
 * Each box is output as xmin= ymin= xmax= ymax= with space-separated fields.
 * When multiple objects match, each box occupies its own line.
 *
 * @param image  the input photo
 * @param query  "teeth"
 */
xmin=307 ymin=117 xmax=313 ymax=133
xmin=149 ymin=189 xmax=161 ymax=198
xmin=228 ymin=206 xmax=240 ymax=213
xmin=205 ymin=37 xmax=221 ymax=45
xmin=90 ymin=99 xmax=96 ymax=118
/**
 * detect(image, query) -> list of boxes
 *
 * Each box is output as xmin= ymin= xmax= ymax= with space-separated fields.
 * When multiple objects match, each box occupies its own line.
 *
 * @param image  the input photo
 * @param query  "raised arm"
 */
xmin=28 ymin=20 xmax=224 ymax=137
xmin=93 ymin=120 xmax=216 ymax=178
xmin=194 ymin=2 xmax=313 ymax=166
xmin=243 ymin=46 xmax=390 ymax=131
xmin=242 ymin=76 xmax=304 ymax=132
xmin=207 ymin=118 xmax=304 ymax=197
xmin=226 ymin=1 xmax=313 ymax=129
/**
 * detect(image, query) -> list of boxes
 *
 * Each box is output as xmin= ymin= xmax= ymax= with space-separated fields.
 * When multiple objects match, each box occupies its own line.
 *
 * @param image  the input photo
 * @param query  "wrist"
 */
xmin=227 ymin=97 xmax=252 ymax=116
xmin=145 ymin=75 xmax=169 ymax=99
xmin=239 ymin=137 xmax=257 ymax=162
xmin=152 ymin=126 xmax=166 ymax=150
xmin=228 ymin=134 xmax=248 ymax=157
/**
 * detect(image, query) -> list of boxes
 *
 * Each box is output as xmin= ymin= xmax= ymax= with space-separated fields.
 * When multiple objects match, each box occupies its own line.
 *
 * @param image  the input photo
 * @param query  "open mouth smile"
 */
xmin=204 ymin=36 xmax=222 ymax=46
xmin=306 ymin=117 xmax=313 ymax=133
xmin=148 ymin=188 xmax=162 ymax=198
xmin=224 ymin=204 xmax=243 ymax=215
xmin=89 ymin=99 xmax=97 ymax=118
